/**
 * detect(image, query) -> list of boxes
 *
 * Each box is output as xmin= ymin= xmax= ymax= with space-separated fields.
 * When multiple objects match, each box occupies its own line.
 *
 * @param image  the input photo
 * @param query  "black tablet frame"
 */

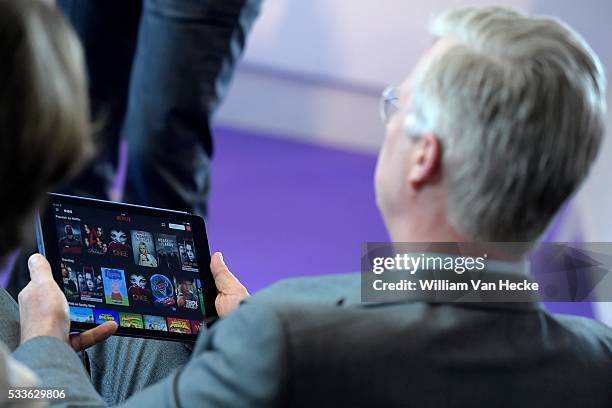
xmin=36 ymin=193 xmax=218 ymax=343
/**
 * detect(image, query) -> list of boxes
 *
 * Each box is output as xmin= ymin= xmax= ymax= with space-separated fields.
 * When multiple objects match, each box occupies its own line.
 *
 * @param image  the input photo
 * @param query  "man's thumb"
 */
xmin=28 ymin=254 xmax=53 ymax=282
xmin=211 ymin=252 xmax=239 ymax=291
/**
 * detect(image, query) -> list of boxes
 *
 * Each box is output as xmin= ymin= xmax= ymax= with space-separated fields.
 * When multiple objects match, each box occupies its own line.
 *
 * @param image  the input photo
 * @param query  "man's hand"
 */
xmin=18 ymin=254 xmax=117 ymax=351
xmin=211 ymin=252 xmax=249 ymax=316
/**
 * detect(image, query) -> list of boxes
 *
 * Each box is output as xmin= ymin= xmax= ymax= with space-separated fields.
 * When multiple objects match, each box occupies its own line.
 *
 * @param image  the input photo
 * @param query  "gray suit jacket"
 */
xmin=12 ymin=273 xmax=612 ymax=407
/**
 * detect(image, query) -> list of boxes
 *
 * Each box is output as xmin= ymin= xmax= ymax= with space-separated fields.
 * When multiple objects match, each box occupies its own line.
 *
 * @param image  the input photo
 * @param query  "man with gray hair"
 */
xmin=10 ymin=5 xmax=612 ymax=407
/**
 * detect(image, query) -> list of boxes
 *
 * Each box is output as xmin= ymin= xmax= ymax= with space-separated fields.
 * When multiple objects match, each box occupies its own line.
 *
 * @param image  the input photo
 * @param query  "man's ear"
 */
xmin=408 ymin=134 xmax=441 ymax=188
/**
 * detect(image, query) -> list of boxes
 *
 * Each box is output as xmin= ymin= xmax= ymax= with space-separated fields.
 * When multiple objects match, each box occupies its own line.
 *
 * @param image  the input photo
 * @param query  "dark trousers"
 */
xmin=58 ymin=0 xmax=261 ymax=215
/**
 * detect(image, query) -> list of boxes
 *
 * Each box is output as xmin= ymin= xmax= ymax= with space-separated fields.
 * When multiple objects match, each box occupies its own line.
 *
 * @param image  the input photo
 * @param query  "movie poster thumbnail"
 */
xmin=101 ymin=267 xmax=129 ymax=306
xmin=83 ymin=224 xmax=108 ymax=255
xmin=190 ymin=320 xmax=203 ymax=335
xmin=128 ymin=272 xmax=152 ymax=305
xmin=144 ymin=315 xmax=168 ymax=331
xmin=70 ymin=306 xmax=94 ymax=323
xmin=155 ymin=233 xmax=181 ymax=270
xmin=131 ymin=230 xmax=157 ymax=268
xmin=77 ymin=266 xmax=104 ymax=303
xmin=94 ymin=309 xmax=119 ymax=325
xmin=119 ymin=313 xmax=144 ymax=329
xmin=149 ymin=273 xmax=176 ymax=311
xmin=61 ymin=261 xmax=80 ymax=303
xmin=196 ymin=279 xmax=205 ymax=315
xmin=174 ymin=273 xmax=199 ymax=312
xmin=56 ymin=219 xmax=83 ymax=255
xmin=167 ymin=318 xmax=191 ymax=334
xmin=108 ymin=227 xmax=131 ymax=258
xmin=178 ymin=237 xmax=198 ymax=271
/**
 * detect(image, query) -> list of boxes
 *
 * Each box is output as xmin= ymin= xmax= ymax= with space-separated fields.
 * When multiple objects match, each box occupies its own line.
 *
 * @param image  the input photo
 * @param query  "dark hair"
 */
xmin=0 ymin=0 xmax=93 ymax=256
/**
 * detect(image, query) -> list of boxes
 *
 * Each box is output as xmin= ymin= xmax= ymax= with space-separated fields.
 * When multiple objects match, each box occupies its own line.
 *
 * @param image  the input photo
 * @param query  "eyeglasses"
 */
xmin=380 ymin=86 xmax=400 ymax=124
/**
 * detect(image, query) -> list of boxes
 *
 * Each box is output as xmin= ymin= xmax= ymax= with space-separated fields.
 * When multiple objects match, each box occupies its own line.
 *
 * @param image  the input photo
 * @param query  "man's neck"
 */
xmin=385 ymin=214 xmax=528 ymax=265
xmin=387 ymin=217 xmax=466 ymax=243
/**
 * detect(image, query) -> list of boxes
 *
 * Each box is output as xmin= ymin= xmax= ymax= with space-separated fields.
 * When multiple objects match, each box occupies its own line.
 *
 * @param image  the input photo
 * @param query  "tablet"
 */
xmin=36 ymin=193 xmax=217 ymax=343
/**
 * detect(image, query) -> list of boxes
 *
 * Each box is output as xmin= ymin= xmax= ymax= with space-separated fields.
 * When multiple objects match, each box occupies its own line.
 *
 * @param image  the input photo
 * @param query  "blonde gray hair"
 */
xmin=408 ymin=6 xmax=607 ymax=241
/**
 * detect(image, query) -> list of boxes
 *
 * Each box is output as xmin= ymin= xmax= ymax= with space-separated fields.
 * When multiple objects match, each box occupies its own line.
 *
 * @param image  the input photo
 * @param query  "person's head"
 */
xmin=0 ymin=0 xmax=93 ymax=257
xmin=110 ymin=229 xmax=127 ymax=245
xmin=139 ymin=242 xmax=148 ymax=255
xmin=179 ymin=280 xmax=193 ymax=294
xmin=64 ymin=225 xmax=74 ymax=238
xmin=84 ymin=273 xmax=95 ymax=291
xmin=185 ymin=244 xmax=195 ymax=261
xmin=375 ymin=6 xmax=606 ymax=247
xmin=130 ymin=274 xmax=146 ymax=289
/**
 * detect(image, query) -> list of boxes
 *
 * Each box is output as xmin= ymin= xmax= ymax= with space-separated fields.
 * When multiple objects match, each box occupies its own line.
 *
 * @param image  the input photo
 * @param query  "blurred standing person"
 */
xmin=57 ymin=0 xmax=263 ymax=215
xmin=7 ymin=0 xmax=262 ymax=297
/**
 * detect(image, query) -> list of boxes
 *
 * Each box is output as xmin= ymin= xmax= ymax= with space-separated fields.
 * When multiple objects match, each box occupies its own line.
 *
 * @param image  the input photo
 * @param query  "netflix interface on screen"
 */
xmin=54 ymin=203 xmax=206 ymax=336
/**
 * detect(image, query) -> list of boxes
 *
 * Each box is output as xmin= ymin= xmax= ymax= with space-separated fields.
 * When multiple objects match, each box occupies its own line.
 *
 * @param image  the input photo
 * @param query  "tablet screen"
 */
xmin=39 ymin=194 xmax=215 ymax=342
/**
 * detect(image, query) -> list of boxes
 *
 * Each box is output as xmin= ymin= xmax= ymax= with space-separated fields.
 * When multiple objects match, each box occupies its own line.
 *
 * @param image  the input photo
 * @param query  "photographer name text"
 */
xmin=372 ymin=279 xmax=538 ymax=292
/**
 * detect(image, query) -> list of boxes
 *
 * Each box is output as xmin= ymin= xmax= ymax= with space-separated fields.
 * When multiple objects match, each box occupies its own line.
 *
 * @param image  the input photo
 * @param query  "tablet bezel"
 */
xmin=37 ymin=193 xmax=218 ymax=343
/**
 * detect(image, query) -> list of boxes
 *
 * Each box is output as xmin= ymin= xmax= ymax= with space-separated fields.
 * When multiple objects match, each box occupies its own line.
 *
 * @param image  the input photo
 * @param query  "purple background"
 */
xmin=0 ymin=126 xmax=594 ymax=318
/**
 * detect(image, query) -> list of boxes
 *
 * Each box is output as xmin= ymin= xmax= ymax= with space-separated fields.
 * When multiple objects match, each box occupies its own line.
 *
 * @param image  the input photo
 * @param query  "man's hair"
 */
xmin=0 ymin=0 xmax=93 ymax=255
xmin=407 ymin=6 xmax=606 ymax=242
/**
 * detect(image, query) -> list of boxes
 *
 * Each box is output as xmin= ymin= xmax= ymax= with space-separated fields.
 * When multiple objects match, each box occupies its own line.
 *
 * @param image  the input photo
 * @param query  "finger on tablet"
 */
xmin=70 ymin=321 xmax=117 ymax=351
xmin=27 ymin=254 xmax=54 ymax=283
xmin=211 ymin=252 xmax=240 ymax=291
